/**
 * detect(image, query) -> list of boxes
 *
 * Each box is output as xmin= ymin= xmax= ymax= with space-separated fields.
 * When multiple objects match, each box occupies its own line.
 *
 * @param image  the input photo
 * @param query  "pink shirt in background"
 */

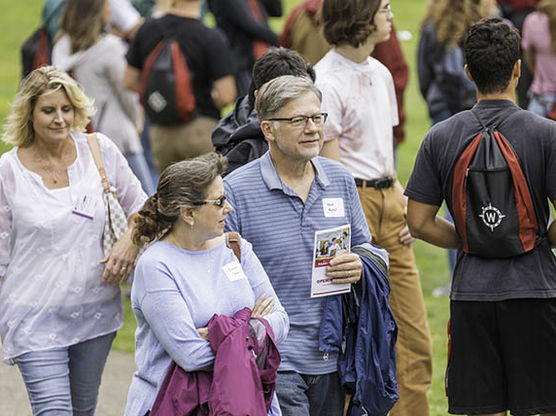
xmin=315 ymin=50 xmax=399 ymax=181
xmin=522 ymin=12 xmax=556 ymax=95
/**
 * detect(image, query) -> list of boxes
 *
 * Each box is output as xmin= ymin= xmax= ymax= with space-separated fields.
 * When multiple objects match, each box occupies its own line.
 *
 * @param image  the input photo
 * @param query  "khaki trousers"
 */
xmin=357 ymin=182 xmax=432 ymax=416
xmin=150 ymin=116 xmax=217 ymax=173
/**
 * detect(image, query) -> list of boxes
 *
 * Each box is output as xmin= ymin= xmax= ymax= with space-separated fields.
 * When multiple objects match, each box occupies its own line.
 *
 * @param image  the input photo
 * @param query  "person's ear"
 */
xmin=180 ymin=206 xmax=196 ymax=227
xmin=464 ymin=64 xmax=474 ymax=83
xmin=260 ymin=120 xmax=276 ymax=143
xmin=513 ymin=59 xmax=521 ymax=79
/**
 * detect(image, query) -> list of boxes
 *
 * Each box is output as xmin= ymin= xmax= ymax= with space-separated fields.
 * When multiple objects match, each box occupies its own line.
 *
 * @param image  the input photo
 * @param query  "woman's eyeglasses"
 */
xmin=193 ymin=195 xmax=227 ymax=208
xmin=377 ymin=3 xmax=393 ymax=14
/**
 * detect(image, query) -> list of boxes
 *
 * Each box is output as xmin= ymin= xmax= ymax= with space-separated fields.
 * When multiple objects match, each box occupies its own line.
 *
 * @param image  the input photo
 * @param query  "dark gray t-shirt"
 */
xmin=405 ymin=100 xmax=556 ymax=301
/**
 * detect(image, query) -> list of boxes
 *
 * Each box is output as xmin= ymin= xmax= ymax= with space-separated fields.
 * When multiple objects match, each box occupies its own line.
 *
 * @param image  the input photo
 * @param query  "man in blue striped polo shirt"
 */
xmin=224 ymin=75 xmax=371 ymax=416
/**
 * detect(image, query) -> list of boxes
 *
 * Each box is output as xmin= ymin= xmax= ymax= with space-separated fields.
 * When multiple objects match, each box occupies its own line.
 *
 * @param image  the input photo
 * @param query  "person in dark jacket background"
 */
xmin=208 ymin=0 xmax=282 ymax=96
xmin=212 ymin=47 xmax=315 ymax=175
xmin=418 ymin=0 xmax=500 ymax=124
xmin=497 ymin=0 xmax=540 ymax=107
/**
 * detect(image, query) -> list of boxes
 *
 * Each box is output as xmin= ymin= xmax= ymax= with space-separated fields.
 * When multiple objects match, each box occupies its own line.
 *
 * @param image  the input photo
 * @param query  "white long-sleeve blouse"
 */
xmin=0 ymin=132 xmax=147 ymax=363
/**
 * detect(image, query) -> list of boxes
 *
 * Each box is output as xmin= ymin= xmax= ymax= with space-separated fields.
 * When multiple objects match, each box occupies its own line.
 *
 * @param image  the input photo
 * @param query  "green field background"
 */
xmin=0 ymin=1 xmax=451 ymax=414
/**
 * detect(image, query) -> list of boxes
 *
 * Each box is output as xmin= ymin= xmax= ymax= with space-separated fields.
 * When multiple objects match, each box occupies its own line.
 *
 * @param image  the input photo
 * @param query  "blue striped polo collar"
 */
xmin=260 ymin=152 xmax=330 ymax=191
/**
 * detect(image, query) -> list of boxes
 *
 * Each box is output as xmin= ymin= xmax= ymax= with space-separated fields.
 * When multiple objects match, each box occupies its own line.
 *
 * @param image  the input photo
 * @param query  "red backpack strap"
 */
xmin=139 ymin=39 xmax=165 ymax=105
xmin=170 ymin=40 xmax=196 ymax=120
xmin=247 ymin=0 xmax=270 ymax=60
xmin=33 ymin=29 xmax=51 ymax=69
xmin=225 ymin=232 xmax=241 ymax=261
xmin=492 ymin=130 xmax=538 ymax=251
xmin=452 ymin=132 xmax=482 ymax=252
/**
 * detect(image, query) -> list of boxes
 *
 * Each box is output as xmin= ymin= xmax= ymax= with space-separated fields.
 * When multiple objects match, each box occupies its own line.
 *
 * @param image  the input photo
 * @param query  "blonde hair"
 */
xmin=422 ymin=0 xmax=498 ymax=47
xmin=2 ymin=66 xmax=95 ymax=147
xmin=60 ymin=0 xmax=107 ymax=53
xmin=538 ymin=0 xmax=556 ymax=52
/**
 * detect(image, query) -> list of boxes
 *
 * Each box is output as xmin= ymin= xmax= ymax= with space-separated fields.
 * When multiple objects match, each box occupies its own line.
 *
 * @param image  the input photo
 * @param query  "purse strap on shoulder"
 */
xmin=86 ymin=133 xmax=111 ymax=193
xmin=225 ymin=232 xmax=241 ymax=261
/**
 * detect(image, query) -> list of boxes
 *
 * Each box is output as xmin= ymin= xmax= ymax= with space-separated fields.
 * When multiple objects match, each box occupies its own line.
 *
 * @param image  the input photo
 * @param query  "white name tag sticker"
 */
xmin=322 ymin=198 xmax=345 ymax=218
xmin=222 ymin=260 xmax=247 ymax=282
xmin=72 ymin=195 xmax=97 ymax=220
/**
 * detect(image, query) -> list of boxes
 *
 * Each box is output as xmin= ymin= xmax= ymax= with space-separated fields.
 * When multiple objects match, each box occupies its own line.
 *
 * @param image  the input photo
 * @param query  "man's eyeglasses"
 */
xmin=377 ymin=3 xmax=392 ymax=14
xmin=193 ymin=195 xmax=227 ymax=208
xmin=266 ymin=113 xmax=328 ymax=128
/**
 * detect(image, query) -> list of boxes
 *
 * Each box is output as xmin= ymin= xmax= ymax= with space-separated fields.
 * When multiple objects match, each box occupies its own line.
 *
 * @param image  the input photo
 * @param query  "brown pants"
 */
xmin=357 ymin=182 xmax=432 ymax=416
xmin=150 ymin=116 xmax=217 ymax=173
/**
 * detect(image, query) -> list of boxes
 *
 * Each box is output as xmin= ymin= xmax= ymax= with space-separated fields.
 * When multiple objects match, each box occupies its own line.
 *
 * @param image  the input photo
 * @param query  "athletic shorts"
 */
xmin=447 ymin=298 xmax=556 ymax=415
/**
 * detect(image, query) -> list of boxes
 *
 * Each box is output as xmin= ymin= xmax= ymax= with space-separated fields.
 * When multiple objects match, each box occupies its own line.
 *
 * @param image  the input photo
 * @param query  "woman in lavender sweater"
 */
xmin=124 ymin=153 xmax=289 ymax=416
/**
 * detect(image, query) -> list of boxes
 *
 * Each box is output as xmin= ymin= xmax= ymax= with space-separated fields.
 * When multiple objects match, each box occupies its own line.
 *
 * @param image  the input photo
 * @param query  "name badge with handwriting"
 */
xmin=222 ymin=260 xmax=247 ymax=282
xmin=322 ymin=198 xmax=345 ymax=218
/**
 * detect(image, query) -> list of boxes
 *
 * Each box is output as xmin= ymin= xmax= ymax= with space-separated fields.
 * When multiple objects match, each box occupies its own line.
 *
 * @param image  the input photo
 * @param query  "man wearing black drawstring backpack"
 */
xmin=405 ymin=17 xmax=556 ymax=416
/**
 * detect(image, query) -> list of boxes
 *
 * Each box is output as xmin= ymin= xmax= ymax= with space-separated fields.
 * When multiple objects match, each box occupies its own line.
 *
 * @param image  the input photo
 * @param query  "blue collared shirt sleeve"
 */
xmin=224 ymin=178 xmax=241 ymax=233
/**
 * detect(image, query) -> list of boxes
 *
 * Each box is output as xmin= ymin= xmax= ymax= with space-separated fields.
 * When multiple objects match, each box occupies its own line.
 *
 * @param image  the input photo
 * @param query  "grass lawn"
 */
xmin=0 ymin=0 xmax=451 ymax=414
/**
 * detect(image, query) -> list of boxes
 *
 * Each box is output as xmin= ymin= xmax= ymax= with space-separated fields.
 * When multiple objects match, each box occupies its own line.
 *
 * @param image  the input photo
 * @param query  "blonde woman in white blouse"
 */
xmin=0 ymin=66 xmax=147 ymax=416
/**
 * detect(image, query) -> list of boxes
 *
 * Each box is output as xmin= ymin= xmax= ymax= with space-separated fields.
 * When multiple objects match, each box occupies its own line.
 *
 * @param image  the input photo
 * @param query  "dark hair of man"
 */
xmin=321 ymin=0 xmax=381 ymax=47
xmin=463 ymin=17 xmax=521 ymax=95
xmin=248 ymin=47 xmax=316 ymax=111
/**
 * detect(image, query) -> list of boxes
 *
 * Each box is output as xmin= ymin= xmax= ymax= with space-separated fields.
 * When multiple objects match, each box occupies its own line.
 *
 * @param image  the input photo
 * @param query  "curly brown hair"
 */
xmin=132 ymin=153 xmax=228 ymax=245
xmin=321 ymin=0 xmax=382 ymax=47
xmin=421 ymin=0 xmax=498 ymax=47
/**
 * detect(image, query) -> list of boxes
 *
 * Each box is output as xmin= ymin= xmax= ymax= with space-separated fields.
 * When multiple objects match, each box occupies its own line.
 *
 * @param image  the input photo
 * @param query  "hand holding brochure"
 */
xmin=310 ymin=224 xmax=351 ymax=298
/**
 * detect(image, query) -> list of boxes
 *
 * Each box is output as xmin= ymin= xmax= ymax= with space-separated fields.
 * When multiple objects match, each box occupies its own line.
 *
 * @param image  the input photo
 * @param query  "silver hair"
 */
xmin=255 ymin=75 xmax=322 ymax=120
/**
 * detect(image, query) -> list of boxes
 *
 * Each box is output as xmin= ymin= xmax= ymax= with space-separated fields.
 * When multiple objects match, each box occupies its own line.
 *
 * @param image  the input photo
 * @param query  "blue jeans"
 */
xmin=528 ymin=92 xmax=556 ymax=118
xmin=431 ymin=109 xmax=452 ymax=125
xmin=124 ymin=152 xmax=156 ymax=196
xmin=445 ymin=209 xmax=457 ymax=273
xmin=140 ymin=117 xmax=160 ymax=187
xmin=276 ymin=371 xmax=345 ymax=416
xmin=15 ymin=332 xmax=116 ymax=416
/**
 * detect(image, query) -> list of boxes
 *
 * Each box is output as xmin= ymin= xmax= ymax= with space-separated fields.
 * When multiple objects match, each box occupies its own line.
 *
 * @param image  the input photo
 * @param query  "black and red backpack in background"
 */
xmin=451 ymin=109 xmax=539 ymax=258
xmin=21 ymin=28 xmax=52 ymax=79
xmin=21 ymin=1 xmax=64 ymax=79
xmin=140 ymin=25 xmax=196 ymax=125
